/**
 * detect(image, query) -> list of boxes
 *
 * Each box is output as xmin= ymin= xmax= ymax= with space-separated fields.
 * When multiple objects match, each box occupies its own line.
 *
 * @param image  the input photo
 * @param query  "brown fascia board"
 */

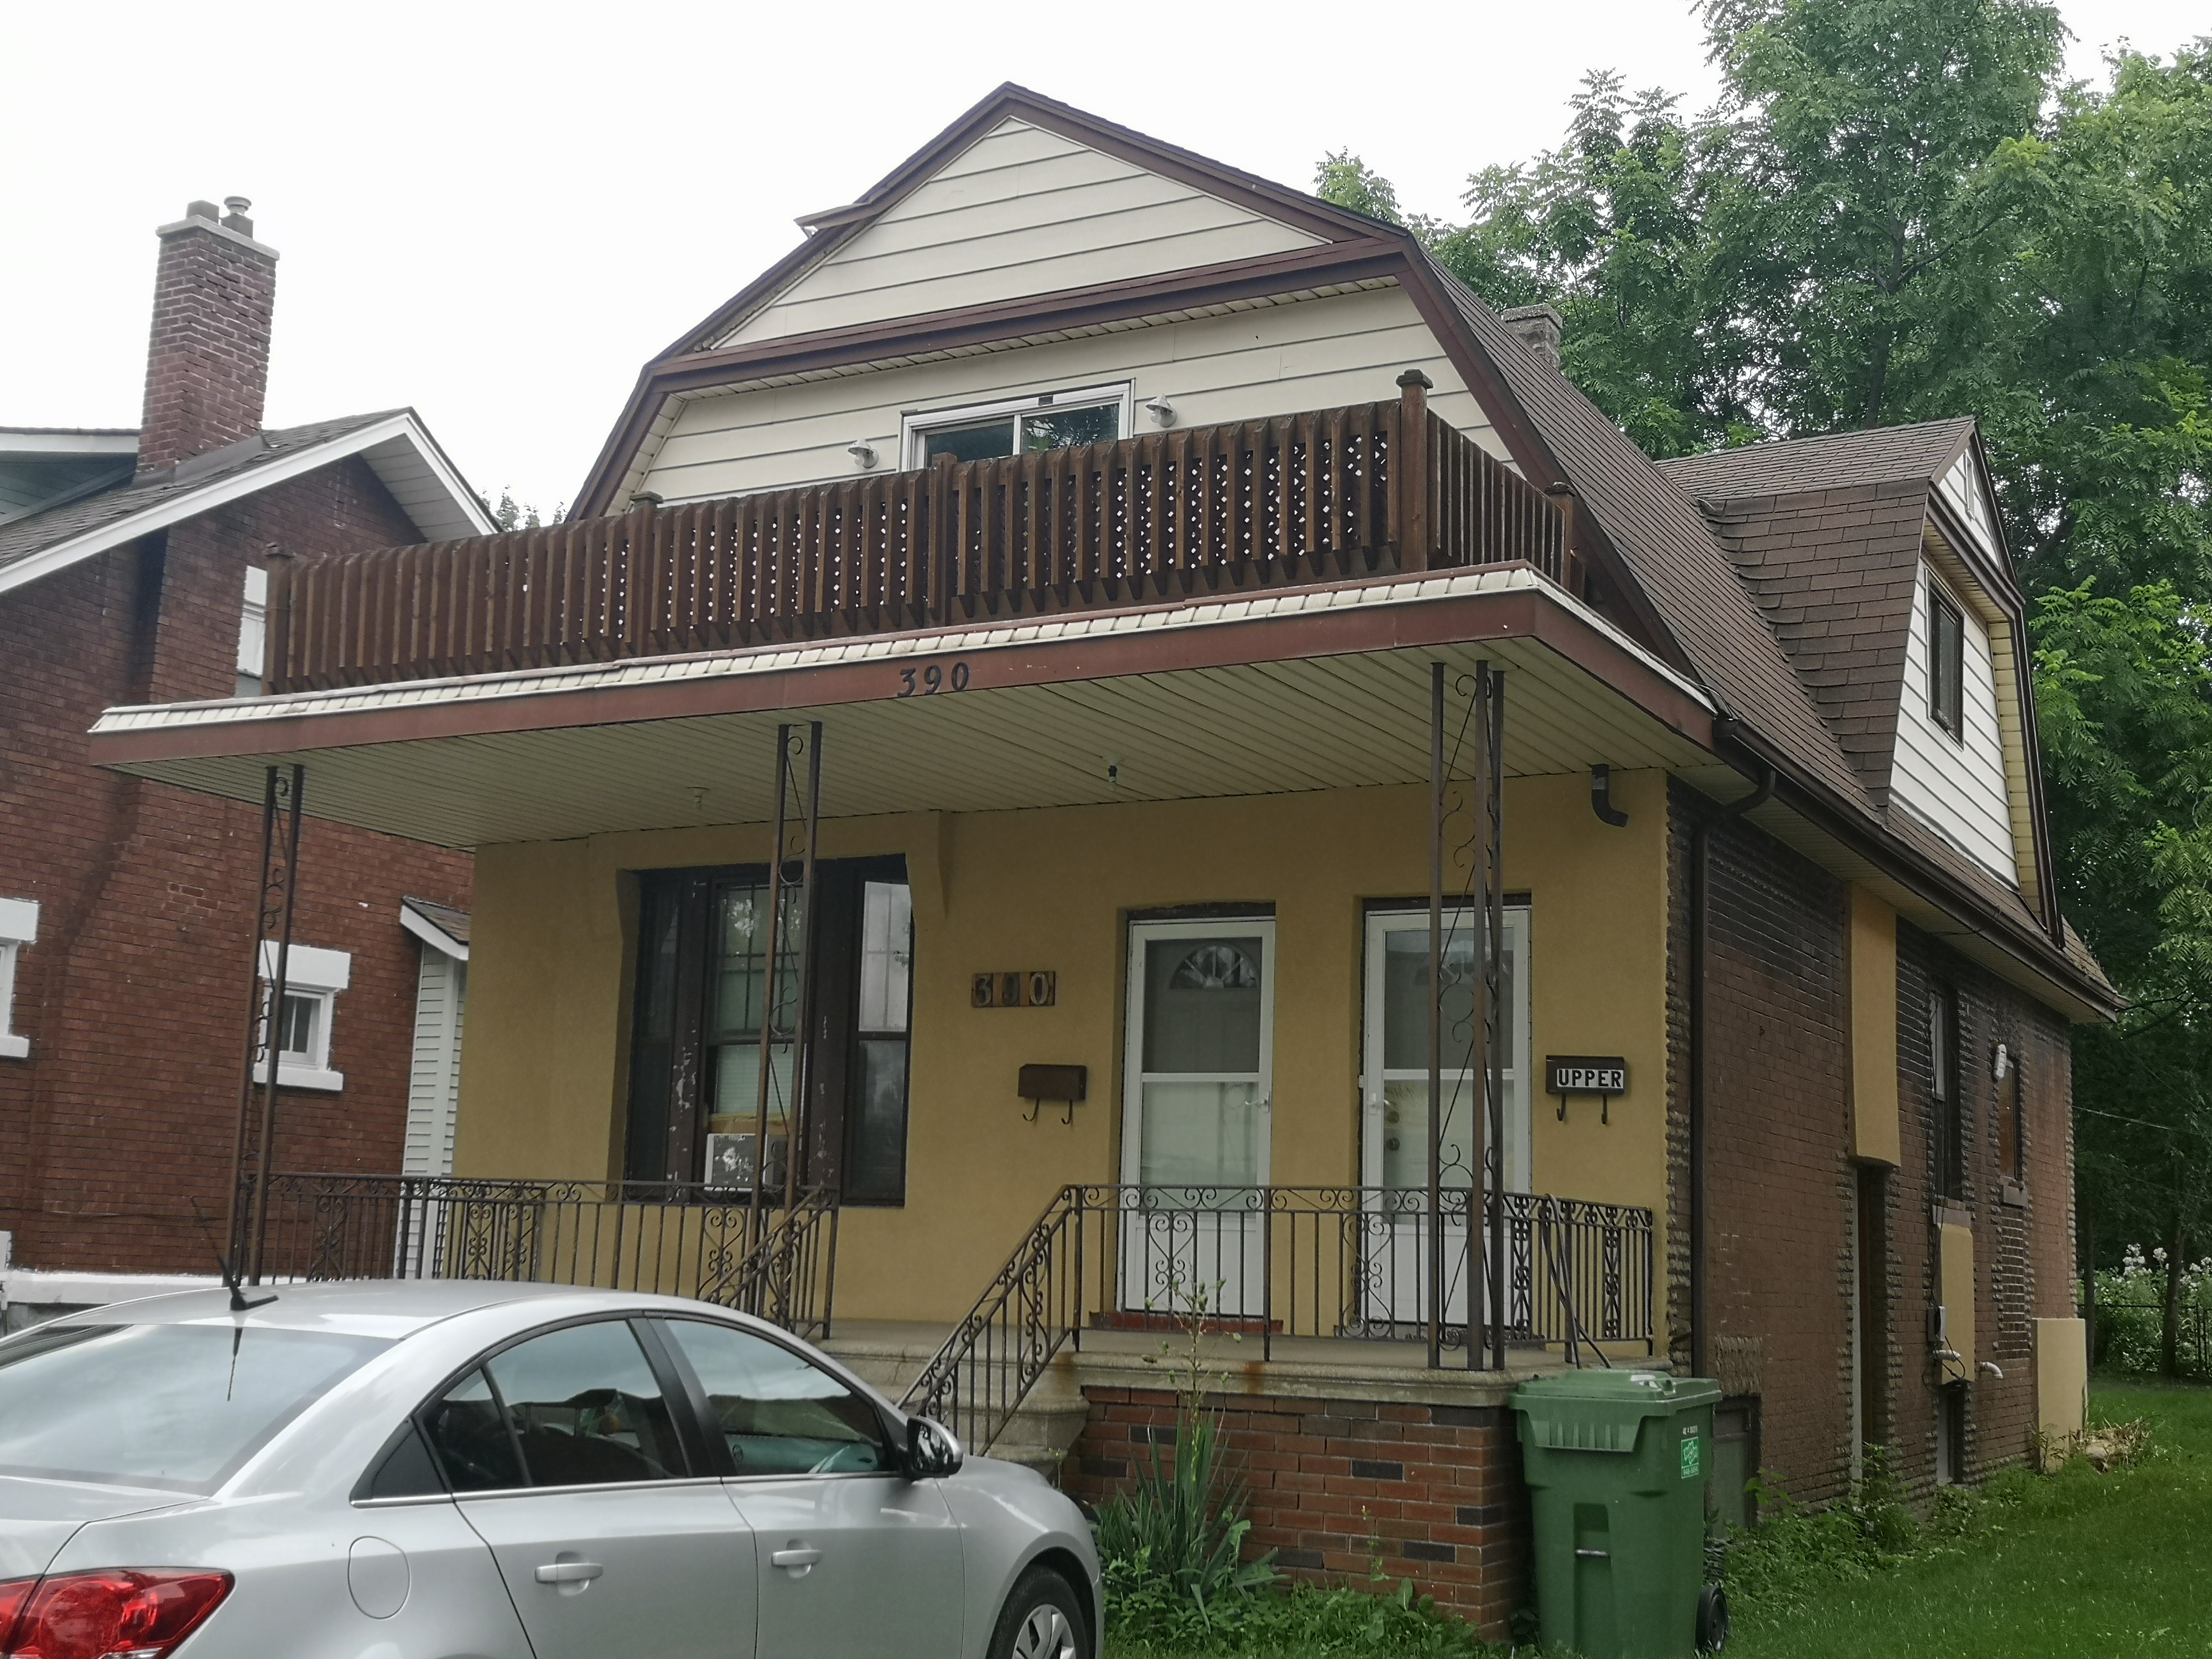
xmin=1712 ymin=715 xmax=2105 ymax=1014
xmin=573 ymin=240 xmax=1407 ymax=517
xmin=85 ymin=577 xmax=1714 ymax=767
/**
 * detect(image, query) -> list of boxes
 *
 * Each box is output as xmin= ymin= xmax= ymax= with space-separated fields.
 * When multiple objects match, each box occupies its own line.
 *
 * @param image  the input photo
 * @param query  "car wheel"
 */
xmin=988 ymin=1566 xmax=1088 ymax=1659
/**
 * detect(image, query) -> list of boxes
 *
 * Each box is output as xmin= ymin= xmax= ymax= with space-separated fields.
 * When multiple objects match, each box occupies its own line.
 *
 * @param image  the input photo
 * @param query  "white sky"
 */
xmin=1 ymin=0 xmax=2199 ymax=515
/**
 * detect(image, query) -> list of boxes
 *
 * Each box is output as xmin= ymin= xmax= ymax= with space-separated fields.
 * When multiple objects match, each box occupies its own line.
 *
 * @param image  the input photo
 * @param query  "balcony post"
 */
xmin=1396 ymin=369 xmax=1433 ymax=571
xmin=928 ymin=452 xmax=957 ymax=623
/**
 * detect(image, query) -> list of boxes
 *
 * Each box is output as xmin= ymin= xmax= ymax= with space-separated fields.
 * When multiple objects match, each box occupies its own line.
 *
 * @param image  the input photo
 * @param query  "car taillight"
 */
xmin=0 ymin=1582 xmax=35 ymax=1650
xmin=0 ymin=1570 xmax=232 ymax=1659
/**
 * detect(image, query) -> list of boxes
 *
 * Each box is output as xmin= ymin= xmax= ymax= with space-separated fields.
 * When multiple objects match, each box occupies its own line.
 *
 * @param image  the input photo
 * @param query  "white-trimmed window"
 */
xmin=256 ymin=940 xmax=350 ymax=1091
xmin=900 ymin=384 xmax=1131 ymax=470
xmin=236 ymin=565 xmax=269 ymax=697
xmin=0 ymin=897 xmax=38 ymax=1061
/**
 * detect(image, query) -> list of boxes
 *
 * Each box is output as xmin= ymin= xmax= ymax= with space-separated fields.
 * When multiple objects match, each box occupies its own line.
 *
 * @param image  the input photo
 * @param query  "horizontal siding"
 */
xmin=721 ymin=117 xmax=1321 ymax=347
xmin=1892 ymin=565 xmax=2017 ymax=882
xmin=642 ymin=285 xmax=1503 ymax=503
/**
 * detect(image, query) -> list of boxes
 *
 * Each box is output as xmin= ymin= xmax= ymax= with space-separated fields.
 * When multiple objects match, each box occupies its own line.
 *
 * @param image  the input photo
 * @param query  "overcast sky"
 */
xmin=2 ymin=0 xmax=2200 ymax=515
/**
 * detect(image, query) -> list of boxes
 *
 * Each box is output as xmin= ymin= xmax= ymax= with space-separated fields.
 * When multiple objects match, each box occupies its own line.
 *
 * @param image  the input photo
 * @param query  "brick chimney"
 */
xmin=1500 ymin=303 xmax=1564 ymax=369
xmin=137 ymin=197 xmax=278 ymax=475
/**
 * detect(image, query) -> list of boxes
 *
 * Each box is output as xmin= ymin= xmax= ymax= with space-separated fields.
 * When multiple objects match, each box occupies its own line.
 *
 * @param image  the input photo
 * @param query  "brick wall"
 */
xmin=1065 ymin=1386 xmax=1527 ymax=1636
xmin=1672 ymin=783 xmax=1856 ymax=1503
xmin=0 ymin=458 xmax=472 ymax=1270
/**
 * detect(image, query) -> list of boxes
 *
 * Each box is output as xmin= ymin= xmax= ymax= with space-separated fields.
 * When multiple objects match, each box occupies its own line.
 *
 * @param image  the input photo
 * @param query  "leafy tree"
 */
xmin=486 ymin=489 xmax=566 ymax=532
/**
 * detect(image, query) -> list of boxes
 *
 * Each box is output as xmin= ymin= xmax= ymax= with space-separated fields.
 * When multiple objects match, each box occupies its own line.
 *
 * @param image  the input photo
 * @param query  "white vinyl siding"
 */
xmin=403 ymin=943 xmax=467 ymax=1176
xmin=717 ymin=118 xmax=1322 ymax=347
xmin=1893 ymin=565 xmax=2017 ymax=883
xmin=640 ymin=284 xmax=1502 ymax=504
xmin=1937 ymin=452 xmax=1998 ymax=560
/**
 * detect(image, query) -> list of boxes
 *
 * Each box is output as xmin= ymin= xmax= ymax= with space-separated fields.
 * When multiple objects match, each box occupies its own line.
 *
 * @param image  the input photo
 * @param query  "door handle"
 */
xmin=534 ymin=1561 xmax=604 ymax=1584
xmin=771 ymin=1546 xmax=823 ymax=1573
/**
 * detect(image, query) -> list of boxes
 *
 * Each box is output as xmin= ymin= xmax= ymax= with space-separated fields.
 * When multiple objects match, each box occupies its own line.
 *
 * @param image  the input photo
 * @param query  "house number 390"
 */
xmin=896 ymin=661 xmax=971 ymax=697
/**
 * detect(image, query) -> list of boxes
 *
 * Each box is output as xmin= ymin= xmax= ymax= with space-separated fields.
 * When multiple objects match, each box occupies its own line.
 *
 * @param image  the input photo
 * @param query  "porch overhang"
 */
xmin=88 ymin=565 xmax=1715 ymax=849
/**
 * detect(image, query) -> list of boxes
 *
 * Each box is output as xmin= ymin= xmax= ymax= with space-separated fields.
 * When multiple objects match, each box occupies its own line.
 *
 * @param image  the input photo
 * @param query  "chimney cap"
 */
xmin=223 ymin=195 xmax=252 ymax=216
xmin=186 ymin=199 xmax=221 ymax=222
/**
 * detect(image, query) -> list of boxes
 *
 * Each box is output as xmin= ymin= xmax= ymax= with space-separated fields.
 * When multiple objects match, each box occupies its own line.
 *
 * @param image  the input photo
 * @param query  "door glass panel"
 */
xmin=856 ymin=881 xmax=912 ymax=1033
xmin=659 ymin=1319 xmax=893 ymax=1476
xmin=1370 ymin=910 xmax=1525 ymax=1193
xmin=483 ymin=1322 xmax=685 ymax=1487
xmin=1138 ymin=1082 xmax=1263 ymax=1187
xmin=1142 ymin=937 xmax=1262 ymax=1073
xmin=423 ymin=1368 xmax=525 ymax=1493
xmin=706 ymin=880 xmax=803 ymax=1180
xmin=922 ymin=420 xmax=1015 ymax=464
xmin=1022 ymin=403 xmax=1118 ymax=452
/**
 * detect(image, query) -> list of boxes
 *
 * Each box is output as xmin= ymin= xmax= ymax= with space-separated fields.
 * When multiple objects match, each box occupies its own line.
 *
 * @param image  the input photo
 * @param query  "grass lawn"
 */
xmin=1106 ymin=1379 xmax=2212 ymax=1658
xmin=1723 ymin=1379 xmax=2212 ymax=1659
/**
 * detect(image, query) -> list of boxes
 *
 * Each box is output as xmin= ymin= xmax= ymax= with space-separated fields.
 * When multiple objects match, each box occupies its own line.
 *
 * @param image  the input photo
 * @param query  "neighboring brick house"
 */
xmin=0 ymin=200 xmax=491 ymax=1288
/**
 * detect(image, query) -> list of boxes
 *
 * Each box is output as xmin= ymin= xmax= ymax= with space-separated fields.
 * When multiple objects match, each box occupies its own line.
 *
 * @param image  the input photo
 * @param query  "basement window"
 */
xmin=902 ymin=386 xmax=1129 ymax=469
xmin=0 ymin=897 xmax=38 ymax=1061
xmin=1928 ymin=577 xmax=1965 ymax=739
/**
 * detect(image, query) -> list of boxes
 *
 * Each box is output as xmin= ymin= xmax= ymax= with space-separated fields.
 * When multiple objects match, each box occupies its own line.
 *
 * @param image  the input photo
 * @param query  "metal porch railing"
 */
xmin=900 ymin=1184 xmax=1654 ymax=1455
xmin=242 ymin=1173 xmax=840 ymax=1342
xmin=261 ymin=378 xmax=1570 ymax=693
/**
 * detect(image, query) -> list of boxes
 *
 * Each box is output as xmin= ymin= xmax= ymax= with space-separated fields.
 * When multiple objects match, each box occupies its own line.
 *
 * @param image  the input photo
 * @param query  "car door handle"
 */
xmin=534 ymin=1561 xmax=605 ymax=1584
xmin=770 ymin=1546 xmax=823 ymax=1572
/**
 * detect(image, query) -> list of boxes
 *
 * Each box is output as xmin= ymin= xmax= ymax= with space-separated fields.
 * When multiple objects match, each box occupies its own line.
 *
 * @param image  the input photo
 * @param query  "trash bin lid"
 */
xmin=1512 ymin=1371 xmax=1723 ymax=1452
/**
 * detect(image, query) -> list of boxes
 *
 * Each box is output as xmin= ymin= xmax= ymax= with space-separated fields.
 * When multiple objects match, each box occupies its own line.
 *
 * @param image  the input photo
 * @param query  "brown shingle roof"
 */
xmin=1660 ymin=419 xmax=1976 ymax=500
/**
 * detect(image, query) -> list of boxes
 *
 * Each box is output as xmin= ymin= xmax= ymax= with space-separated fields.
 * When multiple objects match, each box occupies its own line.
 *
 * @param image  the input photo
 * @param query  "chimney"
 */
xmin=1500 ymin=303 xmax=1564 ymax=369
xmin=138 ymin=197 xmax=279 ymax=474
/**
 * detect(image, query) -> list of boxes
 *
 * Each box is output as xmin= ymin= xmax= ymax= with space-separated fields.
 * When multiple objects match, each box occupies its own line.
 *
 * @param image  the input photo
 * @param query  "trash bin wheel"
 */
xmin=1697 ymin=1584 xmax=1730 ymax=1653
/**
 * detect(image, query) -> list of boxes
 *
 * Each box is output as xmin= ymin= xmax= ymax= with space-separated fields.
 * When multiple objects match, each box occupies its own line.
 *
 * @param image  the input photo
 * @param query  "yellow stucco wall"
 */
xmin=456 ymin=770 xmax=1675 ymax=1323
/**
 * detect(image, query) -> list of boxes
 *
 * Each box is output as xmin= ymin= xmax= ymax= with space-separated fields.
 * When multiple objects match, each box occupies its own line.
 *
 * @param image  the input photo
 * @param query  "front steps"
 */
xmin=820 ymin=1322 xmax=1090 ymax=1482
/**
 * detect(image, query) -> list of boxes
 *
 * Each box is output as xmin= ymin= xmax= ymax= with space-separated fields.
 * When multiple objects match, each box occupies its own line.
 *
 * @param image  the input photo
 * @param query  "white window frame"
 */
xmin=256 ymin=940 xmax=350 ymax=1091
xmin=236 ymin=565 xmax=269 ymax=699
xmin=0 ymin=897 xmax=38 ymax=1061
xmin=899 ymin=383 xmax=1133 ymax=471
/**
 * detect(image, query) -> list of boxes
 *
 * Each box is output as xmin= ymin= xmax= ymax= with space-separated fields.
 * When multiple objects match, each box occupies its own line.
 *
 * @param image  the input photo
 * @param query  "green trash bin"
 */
xmin=1513 ymin=1371 xmax=1726 ymax=1658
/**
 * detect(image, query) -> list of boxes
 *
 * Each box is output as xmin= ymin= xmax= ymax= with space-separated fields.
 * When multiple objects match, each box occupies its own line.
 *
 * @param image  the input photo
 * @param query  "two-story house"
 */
xmin=1 ymin=199 xmax=489 ymax=1312
xmin=82 ymin=96 xmax=2112 ymax=1629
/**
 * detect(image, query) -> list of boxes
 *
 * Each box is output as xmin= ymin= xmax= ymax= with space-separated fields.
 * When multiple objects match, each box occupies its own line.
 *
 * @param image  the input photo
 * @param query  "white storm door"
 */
xmin=1358 ymin=907 xmax=1530 ymax=1331
xmin=1119 ymin=919 xmax=1275 ymax=1320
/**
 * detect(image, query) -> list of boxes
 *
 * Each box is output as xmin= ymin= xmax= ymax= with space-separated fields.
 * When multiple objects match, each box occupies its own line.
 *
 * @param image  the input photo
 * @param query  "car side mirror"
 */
xmin=904 ymin=1415 xmax=964 ymax=1480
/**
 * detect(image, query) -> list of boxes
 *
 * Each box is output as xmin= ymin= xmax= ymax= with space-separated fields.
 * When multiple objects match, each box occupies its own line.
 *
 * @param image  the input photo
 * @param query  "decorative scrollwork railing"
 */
xmin=243 ymin=1173 xmax=839 ymax=1342
xmin=901 ymin=1184 xmax=1653 ymax=1453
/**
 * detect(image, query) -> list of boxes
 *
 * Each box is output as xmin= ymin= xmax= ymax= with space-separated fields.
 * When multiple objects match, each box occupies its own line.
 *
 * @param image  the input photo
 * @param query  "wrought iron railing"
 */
xmin=242 ymin=1173 xmax=840 ymax=1342
xmin=901 ymin=1185 xmax=1652 ymax=1453
xmin=261 ymin=379 xmax=1570 ymax=693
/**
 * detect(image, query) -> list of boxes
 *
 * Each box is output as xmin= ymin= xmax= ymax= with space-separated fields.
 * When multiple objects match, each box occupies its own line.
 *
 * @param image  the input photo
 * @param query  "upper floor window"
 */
xmin=902 ymin=385 xmax=1128 ymax=469
xmin=0 ymin=896 xmax=38 ymax=1061
xmin=1928 ymin=578 xmax=1965 ymax=739
xmin=236 ymin=565 xmax=268 ymax=697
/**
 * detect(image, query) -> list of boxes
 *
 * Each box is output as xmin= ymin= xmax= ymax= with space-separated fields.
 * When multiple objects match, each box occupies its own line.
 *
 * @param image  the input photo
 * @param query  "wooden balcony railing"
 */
xmin=264 ymin=374 xmax=1570 ymax=694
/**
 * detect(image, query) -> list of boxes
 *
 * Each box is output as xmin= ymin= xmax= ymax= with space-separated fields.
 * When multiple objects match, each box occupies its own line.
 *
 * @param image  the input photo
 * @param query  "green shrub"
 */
xmin=1097 ymin=1407 xmax=1277 ymax=1640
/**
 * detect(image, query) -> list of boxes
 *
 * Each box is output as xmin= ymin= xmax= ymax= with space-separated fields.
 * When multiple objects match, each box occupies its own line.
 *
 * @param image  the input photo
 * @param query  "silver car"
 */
xmin=0 ymin=1282 xmax=1097 ymax=1659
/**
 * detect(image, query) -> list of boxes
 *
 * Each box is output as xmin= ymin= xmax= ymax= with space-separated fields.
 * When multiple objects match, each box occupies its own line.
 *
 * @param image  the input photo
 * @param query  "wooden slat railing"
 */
xmin=264 ymin=375 xmax=1570 ymax=693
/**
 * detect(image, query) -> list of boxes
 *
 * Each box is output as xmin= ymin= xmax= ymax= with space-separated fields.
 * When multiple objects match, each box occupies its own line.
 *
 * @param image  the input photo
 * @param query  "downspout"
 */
xmin=1688 ymin=756 xmax=1775 ymax=1380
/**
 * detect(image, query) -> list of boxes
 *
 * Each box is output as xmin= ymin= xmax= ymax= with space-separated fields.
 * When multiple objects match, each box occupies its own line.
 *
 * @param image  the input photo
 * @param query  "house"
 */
xmin=0 ymin=199 xmax=489 ymax=1310
xmin=81 ymin=97 xmax=2112 ymax=1629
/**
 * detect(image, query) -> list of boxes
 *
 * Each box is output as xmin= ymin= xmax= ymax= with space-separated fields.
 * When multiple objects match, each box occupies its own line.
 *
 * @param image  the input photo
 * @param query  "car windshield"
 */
xmin=0 ymin=1322 xmax=390 ymax=1493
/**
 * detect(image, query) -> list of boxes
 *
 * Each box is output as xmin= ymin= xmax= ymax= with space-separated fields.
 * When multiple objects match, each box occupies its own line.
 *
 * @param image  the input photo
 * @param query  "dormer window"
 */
xmin=902 ymin=386 xmax=1129 ymax=469
xmin=1928 ymin=580 xmax=1965 ymax=739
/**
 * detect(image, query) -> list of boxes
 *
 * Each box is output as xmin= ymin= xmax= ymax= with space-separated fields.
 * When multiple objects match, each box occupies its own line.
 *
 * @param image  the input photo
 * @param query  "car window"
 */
xmin=483 ymin=1321 xmax=687 ymax=1487
xmin=0 ymin=1322 xmax=388 ymax=1495
xmin=659 ymin=1319 xmax=892 ymax=1476
xmin=422 ymin=1368 xmax=525 ymax=1492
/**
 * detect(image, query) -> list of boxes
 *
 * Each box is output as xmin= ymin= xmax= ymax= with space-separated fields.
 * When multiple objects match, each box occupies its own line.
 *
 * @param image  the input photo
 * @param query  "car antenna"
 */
xmin=189 ymin=1197 xmax=277 ymax=1313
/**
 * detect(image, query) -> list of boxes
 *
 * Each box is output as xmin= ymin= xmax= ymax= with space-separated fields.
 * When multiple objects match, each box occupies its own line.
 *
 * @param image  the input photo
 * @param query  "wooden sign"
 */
xmin=973 ymin=971 xmax=1057 ymax=1008
xmin=1546 ymin=1055 xmax=1627 ymax=1123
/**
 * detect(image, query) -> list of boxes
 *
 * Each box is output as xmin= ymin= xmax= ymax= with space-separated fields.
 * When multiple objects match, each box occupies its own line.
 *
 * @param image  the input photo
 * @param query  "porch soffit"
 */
xmin=89 ymin=568 xmax=1714 ymax=850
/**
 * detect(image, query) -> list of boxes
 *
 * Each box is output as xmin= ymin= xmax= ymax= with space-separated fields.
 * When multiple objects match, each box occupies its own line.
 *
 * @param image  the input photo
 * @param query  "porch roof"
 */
xmin=87 ymin=564 xmax=1715 ymax=848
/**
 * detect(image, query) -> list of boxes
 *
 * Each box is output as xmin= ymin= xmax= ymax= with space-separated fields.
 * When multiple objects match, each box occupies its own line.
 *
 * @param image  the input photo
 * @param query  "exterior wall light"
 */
xmin=847 ymin=440 xmax=879 ymax=469
xmin=1143 ymin=395 xmax=1175 ymax=428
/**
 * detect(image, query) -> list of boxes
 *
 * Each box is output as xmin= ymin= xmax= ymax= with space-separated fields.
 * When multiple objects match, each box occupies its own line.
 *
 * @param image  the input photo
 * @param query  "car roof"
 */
xmin=16 ymin=1280 xmax=731 ymax=1341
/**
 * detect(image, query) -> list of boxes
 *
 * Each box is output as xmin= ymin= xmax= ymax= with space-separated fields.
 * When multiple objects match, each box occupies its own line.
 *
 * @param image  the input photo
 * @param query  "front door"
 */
xmin=1358 ymin=906 xmax=1529 ymax=1332
xmin=1119 ymin=918 xmax=1275 ymax=1320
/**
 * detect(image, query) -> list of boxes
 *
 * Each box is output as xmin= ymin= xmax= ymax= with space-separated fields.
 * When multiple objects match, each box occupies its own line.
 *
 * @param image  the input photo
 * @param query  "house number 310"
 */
xmin=896 ymin=661 xmax=971 ymax=697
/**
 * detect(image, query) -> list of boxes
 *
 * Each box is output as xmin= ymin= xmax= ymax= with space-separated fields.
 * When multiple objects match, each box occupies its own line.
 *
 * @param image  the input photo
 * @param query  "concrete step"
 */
xmin=822 ymin=1323 xmax=1090 ymax=1481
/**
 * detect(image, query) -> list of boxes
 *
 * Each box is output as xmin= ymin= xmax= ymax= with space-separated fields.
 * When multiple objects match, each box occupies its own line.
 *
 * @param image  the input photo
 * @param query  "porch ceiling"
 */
xmin=89 ymin=567 xmax=1717 ymax=850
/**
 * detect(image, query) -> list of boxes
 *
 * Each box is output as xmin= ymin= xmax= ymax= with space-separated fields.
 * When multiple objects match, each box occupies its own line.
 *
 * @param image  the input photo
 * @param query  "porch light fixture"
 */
xmin=1142 ymin=395 xmax=1175 ymax=428
xmin=846 ymin=440 xmax=879 ymax=469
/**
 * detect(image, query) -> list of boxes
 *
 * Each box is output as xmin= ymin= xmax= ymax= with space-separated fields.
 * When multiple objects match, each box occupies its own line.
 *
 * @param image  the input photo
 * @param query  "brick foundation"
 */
xmin=1065 ymin=1386 xmax=1529 ymax=1636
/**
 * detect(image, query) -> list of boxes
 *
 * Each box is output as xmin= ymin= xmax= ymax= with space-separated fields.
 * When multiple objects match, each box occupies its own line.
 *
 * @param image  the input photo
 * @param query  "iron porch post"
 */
xmin=783 ymin=721 xmax=824 ymax=1216
xmin=1427 ymin=661 xmax=1445 ymax=1370
xmin=246 ymin=765 xmax=305 ymax=1284
xmin=749 ymin=725 xmax=794 ymax=1256
xmin=1485 ymin=669 xmax=1509 ymax=1372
